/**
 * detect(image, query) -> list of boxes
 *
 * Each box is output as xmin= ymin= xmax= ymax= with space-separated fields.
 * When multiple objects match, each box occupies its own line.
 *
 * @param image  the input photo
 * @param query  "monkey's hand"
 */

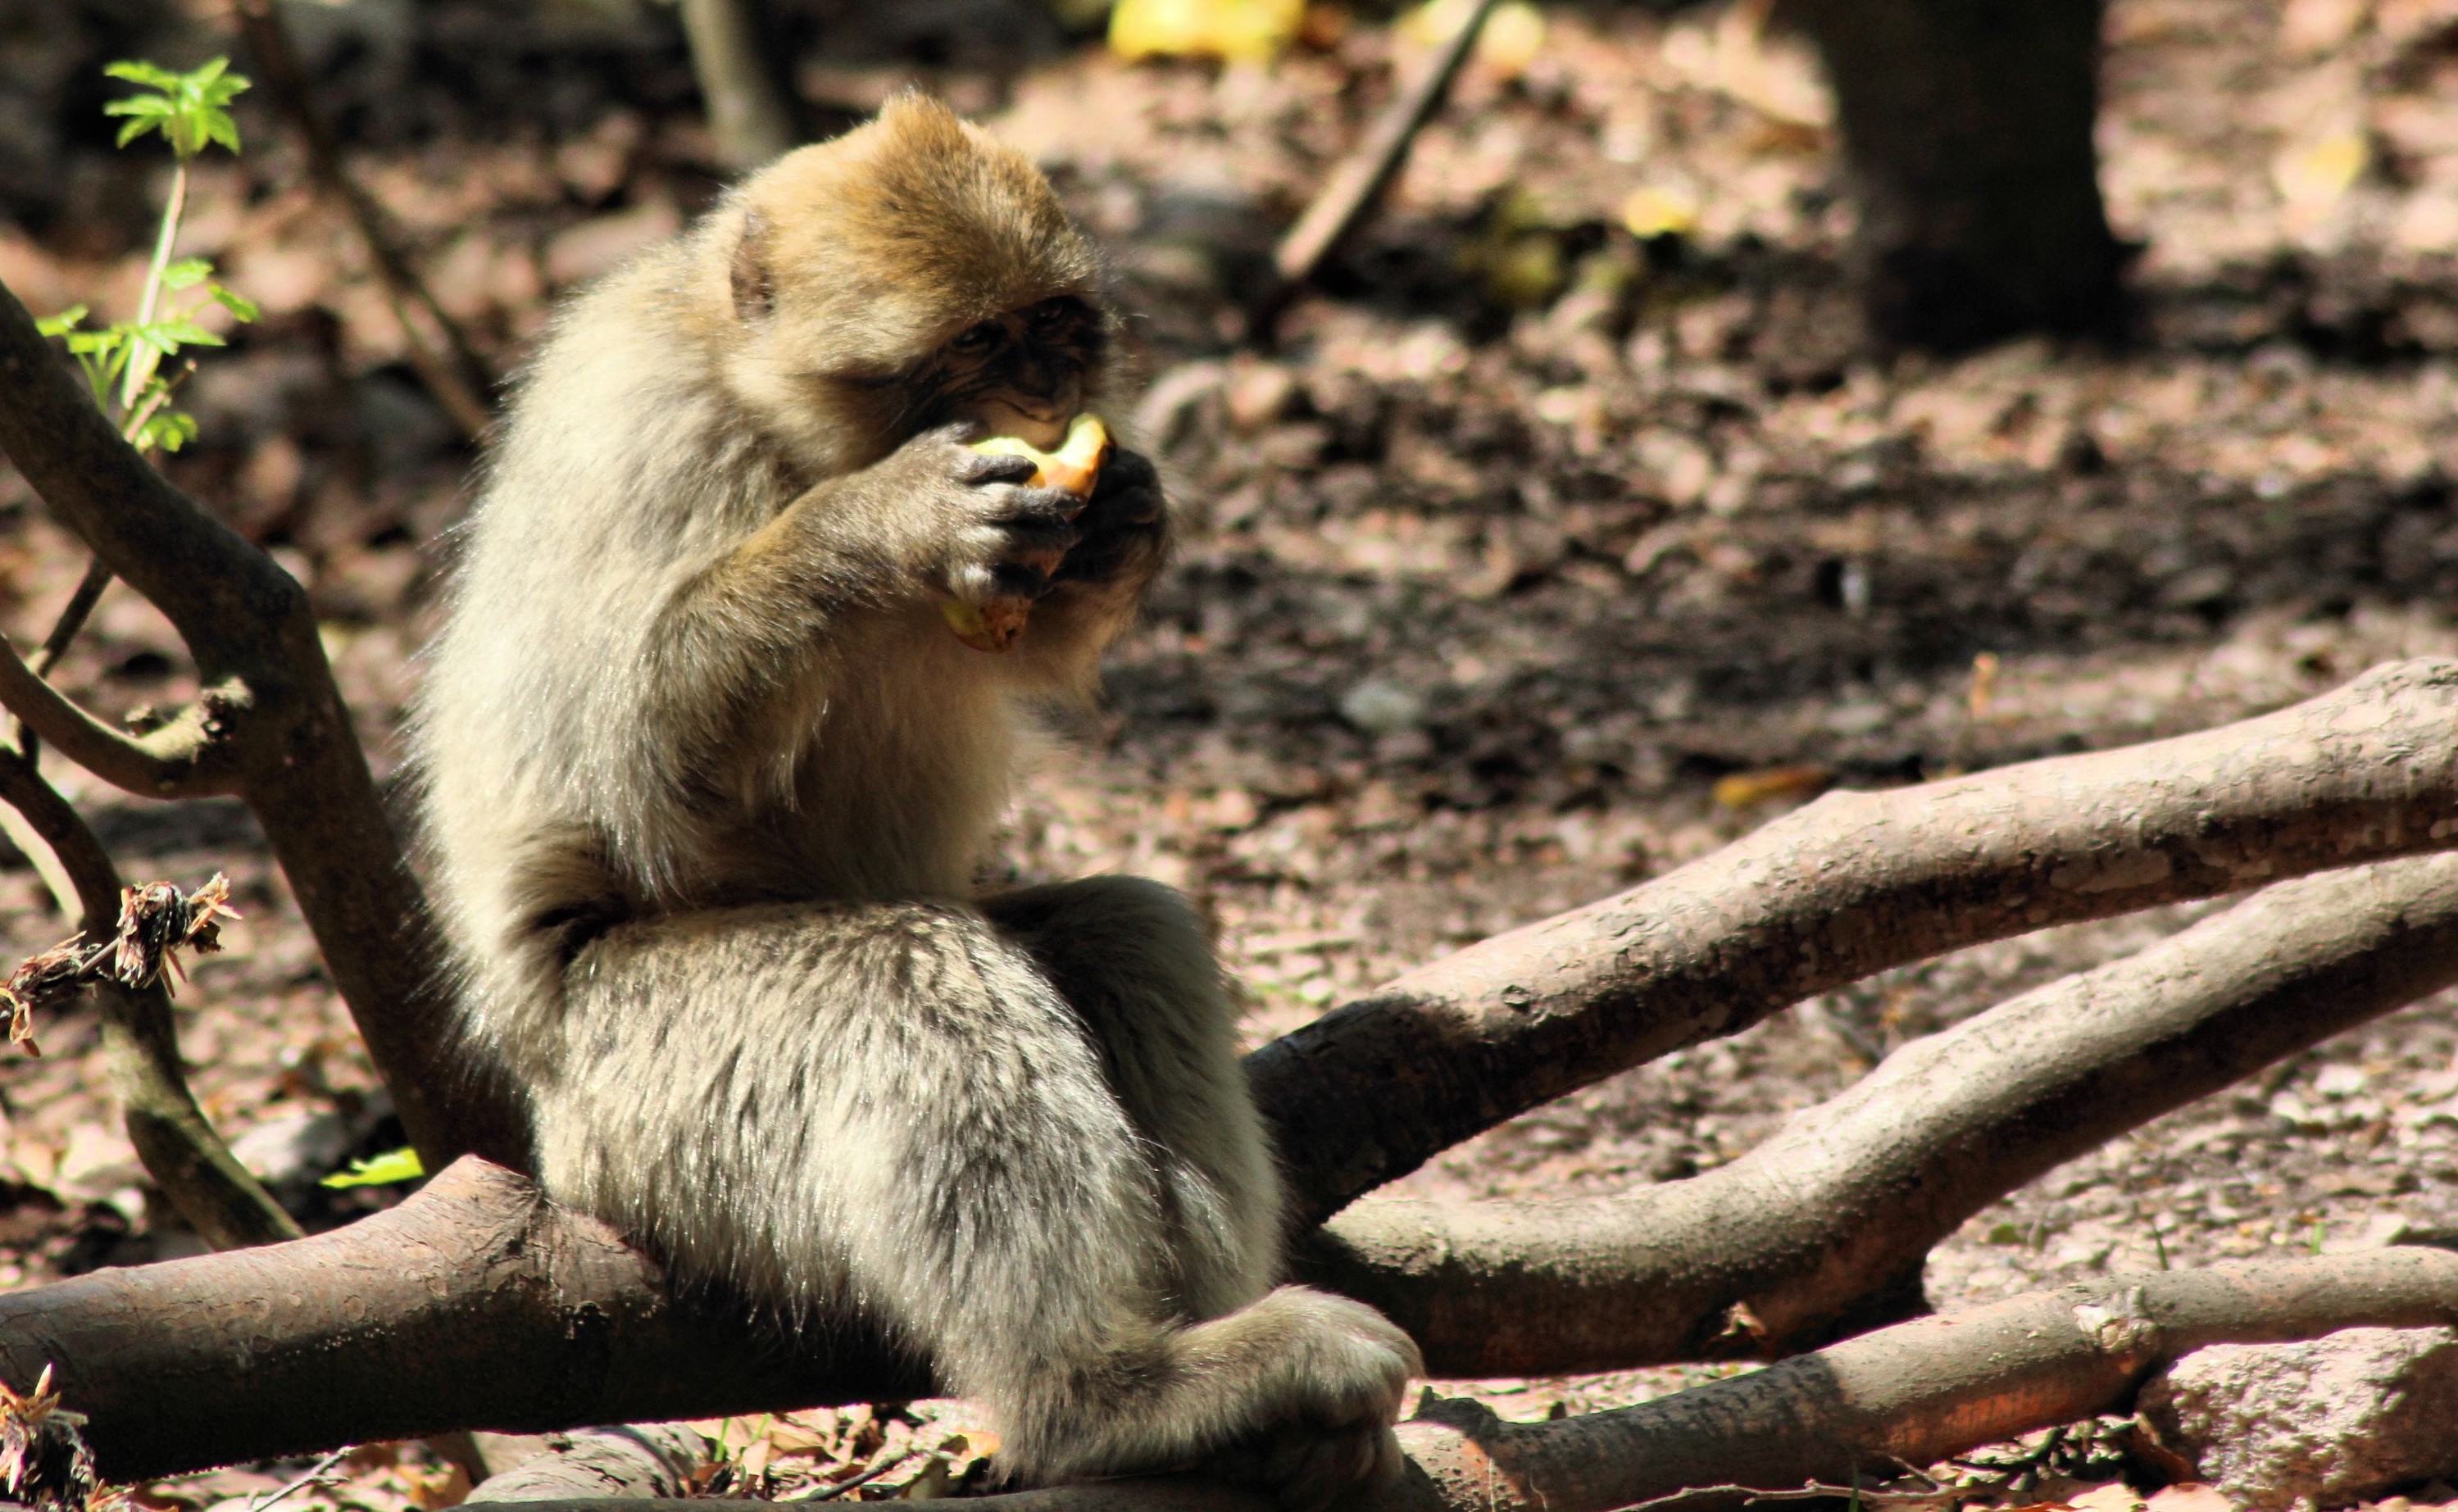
xmin=1200 ymin=1288 xmax=1422 ymax=1512
xmin=865 ymin=425 xmax=1086 ymax=610
xmin=1046 ymin=443 xmax=1165 ymax=593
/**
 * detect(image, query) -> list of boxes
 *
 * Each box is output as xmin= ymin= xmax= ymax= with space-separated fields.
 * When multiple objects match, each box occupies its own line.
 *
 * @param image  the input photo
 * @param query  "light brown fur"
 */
xmin=413 ymin=96 xmax=1417 ymax=1504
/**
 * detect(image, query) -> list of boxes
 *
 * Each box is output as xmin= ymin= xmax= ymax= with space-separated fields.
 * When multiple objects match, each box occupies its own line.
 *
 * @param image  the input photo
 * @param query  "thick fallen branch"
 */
xmin=13 ymin=665 xmax=2458 ymax=1471
xmin=0 ymin=1157 xmax=925 ymax=1478
xmin=1302 ymin=851 xmax=2458 ymax=1370
xmin=0 ymin=276 xmax=527 ymax=1169
xmin=1258 ymin=656 xmax=2458 ymax=1226
xmin=446 ymin=1249 xmax=2458 ymax=1512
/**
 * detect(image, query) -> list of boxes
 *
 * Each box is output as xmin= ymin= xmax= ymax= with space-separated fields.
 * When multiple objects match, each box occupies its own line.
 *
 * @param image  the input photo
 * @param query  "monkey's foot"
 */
xmin=1202 ymin=1419 xmax=1407 ymax=1512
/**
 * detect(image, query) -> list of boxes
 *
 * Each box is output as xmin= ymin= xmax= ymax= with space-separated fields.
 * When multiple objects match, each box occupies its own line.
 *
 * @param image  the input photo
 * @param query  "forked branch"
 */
xmin=1259 ymin=656 xmax=2458 ymax=1226
xmin=0 ymin=635 xmax=239 ymax=799
xmin=0 ymin=275 xmax=529 ymax=1170
xmin=11 ymin=665 xmax=2458 ymax=1472
xmin=430 ymin=1249 xmax=2458 ymax=1512
xmin=1306 ymin=851 xmax=2458 ymax=1369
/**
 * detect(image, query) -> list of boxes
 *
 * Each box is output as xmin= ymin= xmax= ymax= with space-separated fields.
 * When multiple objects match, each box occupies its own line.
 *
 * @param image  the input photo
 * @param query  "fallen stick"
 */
xmin=230 ymin=0 xmax=495 ymax=439
xmin=1259 ymin=657 xmax=2458 ymax=1226
xmin=1251 ymin=0 xmax=1502 ymax=337
xmin=1305 ymin=851 xmax=2458 ymax=1369
xmin=439 ymin=1249 xmax=2458 ymax=1512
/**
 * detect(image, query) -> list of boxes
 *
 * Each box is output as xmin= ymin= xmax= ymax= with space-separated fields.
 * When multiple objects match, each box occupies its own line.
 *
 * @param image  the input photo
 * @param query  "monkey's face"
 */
xmin=715 ymin=93 xmax=1115 ymax=474
xmin=919 ymin=296 xmax=1106 ymax=450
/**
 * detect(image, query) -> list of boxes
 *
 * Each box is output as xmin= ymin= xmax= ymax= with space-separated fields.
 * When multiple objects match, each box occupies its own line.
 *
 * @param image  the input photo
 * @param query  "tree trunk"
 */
xmin=1784 ymin=0 xmax=2124 ymax=352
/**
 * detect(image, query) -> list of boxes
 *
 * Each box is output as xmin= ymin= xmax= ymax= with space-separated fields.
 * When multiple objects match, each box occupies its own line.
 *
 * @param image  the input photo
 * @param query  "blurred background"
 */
xmin=7 ymin=0 xmax=2458 ymax=1473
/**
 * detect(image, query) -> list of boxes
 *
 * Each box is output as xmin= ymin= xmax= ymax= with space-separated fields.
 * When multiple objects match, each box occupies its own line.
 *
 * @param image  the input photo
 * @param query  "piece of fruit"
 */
xmin=943 ymin=415 xmax=1113 ymax=652
xmin=970 ymin=412 xmax=1111 ymax=502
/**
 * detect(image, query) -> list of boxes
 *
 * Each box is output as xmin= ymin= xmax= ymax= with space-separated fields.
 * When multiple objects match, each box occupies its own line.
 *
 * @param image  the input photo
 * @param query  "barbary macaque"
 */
xmin=413 ymin=94 xmax=1419 ymax=1505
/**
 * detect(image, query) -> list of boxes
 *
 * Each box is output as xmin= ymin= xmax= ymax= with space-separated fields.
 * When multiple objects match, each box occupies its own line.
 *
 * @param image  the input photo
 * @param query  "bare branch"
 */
xmin=30 ymin=557 xmax=113 ymax=681
xmin=403 ymin=1251 xmax=2458 ymax=1512
xmin=1306 ymin=851 xmax=2458 ymax=1371
xmin=0 ymin=637 xmax=238 ymax=800
xmin=1258 ymin=657 xmax=2458 ymax=1228
xmin=230 ymin=0 xmax=494 ymax=439
xmin=0 ymin=761 xmax=295 ymax=1248
xmin=1252 ymin=0 xmax=1502 ymax=336
xmin=0 ymin=1157 xmax=924 ymax=1479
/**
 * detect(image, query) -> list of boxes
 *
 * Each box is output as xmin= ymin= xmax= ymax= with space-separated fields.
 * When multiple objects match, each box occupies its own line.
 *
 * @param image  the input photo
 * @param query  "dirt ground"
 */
xmin=7 ymin=0 xmax=2458 ymax=1501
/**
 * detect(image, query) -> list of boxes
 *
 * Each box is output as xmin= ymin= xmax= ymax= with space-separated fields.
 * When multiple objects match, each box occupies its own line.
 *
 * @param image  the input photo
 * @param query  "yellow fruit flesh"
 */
xmin=943 ymin=415 xmax=1112 ymax=652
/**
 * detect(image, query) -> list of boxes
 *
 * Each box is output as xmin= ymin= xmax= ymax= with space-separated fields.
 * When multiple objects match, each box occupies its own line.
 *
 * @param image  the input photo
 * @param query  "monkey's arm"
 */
xmin=639 ymin=429 xmax=1079 ymax=773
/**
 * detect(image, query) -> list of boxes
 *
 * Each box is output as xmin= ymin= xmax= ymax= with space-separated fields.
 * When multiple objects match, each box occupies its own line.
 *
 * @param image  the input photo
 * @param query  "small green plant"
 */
xmin=321 ymin=1146 xmax=425 ymax=1189
xmin=39 ymin=57 xmax=257 ymax=456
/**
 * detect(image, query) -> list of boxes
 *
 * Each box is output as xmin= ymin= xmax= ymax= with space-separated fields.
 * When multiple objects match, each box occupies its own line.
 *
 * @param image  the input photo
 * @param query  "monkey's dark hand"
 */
xmin=1049 ymin=443 xmax=1165 ymax=591
xmin=873 ymin=425 xmax=1085 ymax=606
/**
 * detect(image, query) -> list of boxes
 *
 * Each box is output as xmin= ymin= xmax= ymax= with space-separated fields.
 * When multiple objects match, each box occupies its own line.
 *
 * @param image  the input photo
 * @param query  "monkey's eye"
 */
xmin=948 ymin=322 xmax=1002 ymax=356
xmin=1026 ymin=298 xmax=1084 ymax=330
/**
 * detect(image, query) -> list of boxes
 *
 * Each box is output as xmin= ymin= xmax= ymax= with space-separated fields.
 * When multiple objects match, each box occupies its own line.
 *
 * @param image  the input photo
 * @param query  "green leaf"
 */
xmin=61 ymin=329 xmax=121 ymax=356
xmin=34 ymin=306 xmax=89 ymax=337
xmin=322 ymin=1147 xmax=425 ymax=1189
xmin=101 ymin=56 xmax=249 ymax=160
xmin=102 ymin=59 xmax=183 ymax=90
xmin=161 ymin=257 xmax=212 ymax=290
xmin=209 ymin=286 xmax=259 ymax=323
xmin=148 ymin=316 xmax=220 ymax=347
xmin=134 ymin=409 xmax=198 ymax=454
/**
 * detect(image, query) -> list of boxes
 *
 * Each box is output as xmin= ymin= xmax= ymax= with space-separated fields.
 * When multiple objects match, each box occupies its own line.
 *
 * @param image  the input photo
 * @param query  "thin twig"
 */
xmin=31 ymin=557 xmax=114 ymax=682
xmin=1250 ymin=0 xmax=1503 ymax=338
xmin=229 ymin=0 xmax=493 ymax=438
xmin=0 ymin=759 xmax=296 ymax=1248
xmin=249 ymin=1446 xmax=348 ymax=1512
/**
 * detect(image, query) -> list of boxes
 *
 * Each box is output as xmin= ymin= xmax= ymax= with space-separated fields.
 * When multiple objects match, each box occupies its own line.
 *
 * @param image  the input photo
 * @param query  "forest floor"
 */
xmin=7 ymin=0 xmax=2458 ymax=1503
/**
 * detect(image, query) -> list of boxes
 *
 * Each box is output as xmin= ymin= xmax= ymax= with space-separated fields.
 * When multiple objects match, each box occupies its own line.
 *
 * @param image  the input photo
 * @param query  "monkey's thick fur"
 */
xmin=414 ymin=96 xmax=1419 ymax=1501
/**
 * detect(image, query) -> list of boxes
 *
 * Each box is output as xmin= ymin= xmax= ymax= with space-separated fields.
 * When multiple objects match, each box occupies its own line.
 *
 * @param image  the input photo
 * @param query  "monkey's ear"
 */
xmin=731 ymin=208 xmax=775 ymax=322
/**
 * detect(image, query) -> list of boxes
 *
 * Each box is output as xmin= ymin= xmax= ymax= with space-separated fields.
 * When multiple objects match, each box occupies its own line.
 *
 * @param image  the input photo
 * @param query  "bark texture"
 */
xmin=453 ymin=1251 xmax=2458 ymax=1512
xmin=1783 ymin=0 xmax=2124 ymax=351
xmin=1260 ymin=657 xmax=2458 ymax=1227
xmin=0 ymin=1158 xmax=923 ymax=1479
xmin=1303 ymin=853 xmax=2458 ymax=1371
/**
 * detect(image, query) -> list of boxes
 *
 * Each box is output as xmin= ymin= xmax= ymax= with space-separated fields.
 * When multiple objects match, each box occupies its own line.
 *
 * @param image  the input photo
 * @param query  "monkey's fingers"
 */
xmin=972 ymin=414 xmax=1112 ymax=506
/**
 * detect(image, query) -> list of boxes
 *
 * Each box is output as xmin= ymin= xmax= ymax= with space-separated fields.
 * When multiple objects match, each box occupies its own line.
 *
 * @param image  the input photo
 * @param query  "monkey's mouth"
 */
xmin=966 ymin=399 xmax=1075 ymax=451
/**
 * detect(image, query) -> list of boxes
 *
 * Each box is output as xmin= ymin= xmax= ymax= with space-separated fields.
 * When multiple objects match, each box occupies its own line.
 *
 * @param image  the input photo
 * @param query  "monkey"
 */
xmin=411 ymin=94 xmax=1420 ymax=1506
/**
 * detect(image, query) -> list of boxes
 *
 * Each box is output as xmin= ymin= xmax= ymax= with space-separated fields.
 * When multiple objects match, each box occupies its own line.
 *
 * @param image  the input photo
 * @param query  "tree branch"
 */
xmin=0 ymin=756 xmax=296 ymax=1248
xmin=0 ymin=1157 xmax=924 ymax=1480
xmin=0 ymin=275 xmax=529 ymax=1172
xmin=676 ymin=0 xmax=800 ymax=170
xmin=1303 ymin=851 xmax=2458 ymax=1371
xmin=11 ymin=666 xmax=2458 ymax=1469
xmin=0 ymin=636 xmax=239 ymax=799
xmin=420 ymin=1250 xmax=2458 ymax=1512
xmin=1252 ymin=0 xmax=1502 ymax=337
xmin=1258 ymin=656 xmax=2458 ymax=1227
